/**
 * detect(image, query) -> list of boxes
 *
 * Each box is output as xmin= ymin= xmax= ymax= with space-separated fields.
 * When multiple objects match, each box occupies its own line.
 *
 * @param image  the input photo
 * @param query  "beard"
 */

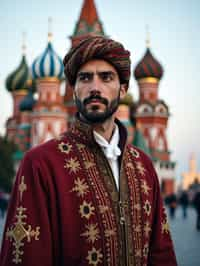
xmin=74 ymin=90 xmax=120 ymax=124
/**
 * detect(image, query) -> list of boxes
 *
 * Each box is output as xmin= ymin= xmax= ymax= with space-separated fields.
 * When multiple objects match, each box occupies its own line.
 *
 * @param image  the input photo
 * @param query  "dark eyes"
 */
xmin=77 ymin=72 xmax=114 ymax=82
xmin=99 ymin=72 xmax=114 ymax=82
xmin=78 ymin=73 xmax=93 ymax=82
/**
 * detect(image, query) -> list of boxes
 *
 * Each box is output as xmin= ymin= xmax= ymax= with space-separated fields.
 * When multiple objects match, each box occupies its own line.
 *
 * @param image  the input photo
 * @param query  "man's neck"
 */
xmin=93 ymin=117 xmax=115 ymax=142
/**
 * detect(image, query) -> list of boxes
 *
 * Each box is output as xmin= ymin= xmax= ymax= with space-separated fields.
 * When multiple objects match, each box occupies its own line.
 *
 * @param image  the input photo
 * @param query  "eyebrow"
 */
xmin=77 ymin=71 xmax=116 ymax=76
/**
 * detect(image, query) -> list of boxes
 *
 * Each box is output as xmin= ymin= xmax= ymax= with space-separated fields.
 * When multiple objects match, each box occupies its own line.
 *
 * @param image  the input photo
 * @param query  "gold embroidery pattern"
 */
xmin=125 ymin=150 xmax=143 ymax=265
xmin=19 ymin=176 xmax=27 ymax=202
xmin=144 ymin=222 xmax=151 ymax=238
xmin=71 ymin=177 xmax=89 ymax=197
xmin=87 ymin=247 xmax=103 ymax=266
xmin=143 ymin=200 xmax=151 ymax=216
xmin=162 ymin=220 xmax=170 ymax=234
xmin=141 ymin=180 xmax=151 ymax=195
xmin=80 ymin=147 xmax=119 ymax=266
xmin=6 ymin=175 xmax=40 ymax=264
xmin=84 ymin=160 xmax=96 ymax=170
xmin=76 ymin=143 xmax=86 ymax=150
xmin=81 ymin=223 xmax=100 ymax=243
xmin=79 ymin=201 xmax=95 ymax=219
xmin=135 ymin=161 xmax=146 ymax=176
xmin=130 ymin=146 xmax=140 ymax=158
xmin=6 ymin=206 xmax=40 ymax=264
xmin=64 ymin=157 xmax=81 ymax=173
xmin=58 ymin=141 xmax=72 ymax=154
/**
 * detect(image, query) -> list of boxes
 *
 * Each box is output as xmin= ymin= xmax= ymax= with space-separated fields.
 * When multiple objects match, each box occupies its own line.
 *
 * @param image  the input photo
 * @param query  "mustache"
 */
xmin=83 ymin=95 xmax=108 ymax=106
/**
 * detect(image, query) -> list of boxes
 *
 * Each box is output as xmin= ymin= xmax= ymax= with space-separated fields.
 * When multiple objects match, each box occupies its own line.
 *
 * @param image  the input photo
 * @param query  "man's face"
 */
xmin=73 ymin=59 xmax=127 ymax=123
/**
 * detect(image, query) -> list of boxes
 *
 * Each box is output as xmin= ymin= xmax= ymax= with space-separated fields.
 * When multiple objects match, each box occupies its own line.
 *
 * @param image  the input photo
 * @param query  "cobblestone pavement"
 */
xmin=0 ymin=207 xmax=199 ymax=265
xmin=167 ymin=206 xmax=200 ymax=266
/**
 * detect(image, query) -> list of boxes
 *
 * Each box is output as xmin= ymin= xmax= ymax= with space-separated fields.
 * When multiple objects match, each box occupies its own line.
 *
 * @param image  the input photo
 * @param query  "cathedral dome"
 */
xmin=19 ymin=91 xmax=36 ymax=112
xmin=134 ymin=48 xmax=163 ymax=81
xmin=6 ymin=55 xmax=29 ymax=92
xmin=32 ymin=41 xmax=64 ymax=80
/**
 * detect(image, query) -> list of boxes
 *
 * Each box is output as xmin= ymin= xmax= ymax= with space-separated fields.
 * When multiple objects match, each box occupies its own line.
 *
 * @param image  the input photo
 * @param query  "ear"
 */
xmin=119 ymin=84 xmax=127 ymax=100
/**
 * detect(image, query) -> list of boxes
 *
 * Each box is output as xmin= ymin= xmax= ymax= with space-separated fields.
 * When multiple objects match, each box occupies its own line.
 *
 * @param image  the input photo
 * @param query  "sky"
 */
xmin=0 ymin=0 xmax=200 ymax=182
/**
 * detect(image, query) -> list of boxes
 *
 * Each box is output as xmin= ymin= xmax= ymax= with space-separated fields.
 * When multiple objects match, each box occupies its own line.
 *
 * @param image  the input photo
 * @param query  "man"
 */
xmin=0 ymin=36 xmax=177 ymax=265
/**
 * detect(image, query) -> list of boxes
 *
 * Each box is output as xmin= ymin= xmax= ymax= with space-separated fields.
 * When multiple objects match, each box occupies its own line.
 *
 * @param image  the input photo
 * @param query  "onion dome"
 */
xmin=119 ymin=93 xmax=134 ymax=106
xmin=134 ymin=29 xmax=163 ymax=81
xmin=19 ymin=91 xmax=36 ymax=112
xmin=6 ymin=55 xmax=29 ymax=92
xmin=32 ymin=42 xmax=64 ymax=80
xmin=32 ymin=19 xmax=64 ymax=80
xmin=134 ymin=48 xmax=163 ymax=81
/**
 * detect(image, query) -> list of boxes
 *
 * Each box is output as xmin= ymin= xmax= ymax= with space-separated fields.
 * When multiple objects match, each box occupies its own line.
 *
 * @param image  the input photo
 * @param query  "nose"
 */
xmin=89 ymin=74 xmax=101 ymax=95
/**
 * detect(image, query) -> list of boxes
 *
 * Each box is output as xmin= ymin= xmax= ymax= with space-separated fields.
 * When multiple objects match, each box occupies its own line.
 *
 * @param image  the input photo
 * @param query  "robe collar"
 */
xmin=70 ymin=113 xmax=128 ymax=153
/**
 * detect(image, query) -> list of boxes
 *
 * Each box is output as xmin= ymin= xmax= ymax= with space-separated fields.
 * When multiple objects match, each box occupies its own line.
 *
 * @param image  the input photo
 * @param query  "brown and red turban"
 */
xmin=63 ymin=36 xmax=131 ymax=87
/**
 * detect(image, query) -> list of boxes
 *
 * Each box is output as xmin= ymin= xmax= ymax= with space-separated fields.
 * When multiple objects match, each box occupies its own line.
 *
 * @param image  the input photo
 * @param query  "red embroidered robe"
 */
xmin=0 ymin=119 xmax=177 ymax=266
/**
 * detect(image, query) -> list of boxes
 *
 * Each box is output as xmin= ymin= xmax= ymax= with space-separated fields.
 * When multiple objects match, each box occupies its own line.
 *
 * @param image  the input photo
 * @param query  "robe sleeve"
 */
xmin=0 ymin=150 xmax=54 ymax=266
xmin=147 ymin=160 xmax=178 ymax=266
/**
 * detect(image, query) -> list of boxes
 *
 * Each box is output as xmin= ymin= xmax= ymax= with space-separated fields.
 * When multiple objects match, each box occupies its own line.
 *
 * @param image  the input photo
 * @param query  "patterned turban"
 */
xmin=63 ymin=36 xmax=131 ymax=87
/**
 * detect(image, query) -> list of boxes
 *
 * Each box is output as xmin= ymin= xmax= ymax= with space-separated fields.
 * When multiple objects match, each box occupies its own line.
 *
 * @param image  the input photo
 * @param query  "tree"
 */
xmin=0 ymin=136 xmax=16 ymax=192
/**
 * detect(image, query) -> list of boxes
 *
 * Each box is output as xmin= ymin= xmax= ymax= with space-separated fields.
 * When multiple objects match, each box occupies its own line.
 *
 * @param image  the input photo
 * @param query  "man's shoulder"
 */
xmin=126 ymin=144 xmax=152 ymax=163
xmin=24 ymin=134 xmax=73 ymax=161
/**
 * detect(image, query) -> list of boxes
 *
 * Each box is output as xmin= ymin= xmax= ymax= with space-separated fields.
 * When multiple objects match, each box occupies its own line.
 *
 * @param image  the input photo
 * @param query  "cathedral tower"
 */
xmin=31 ymin=19 xmax=67 ymax=146
xmin=133 ymin=32 xmax=176 ymax=195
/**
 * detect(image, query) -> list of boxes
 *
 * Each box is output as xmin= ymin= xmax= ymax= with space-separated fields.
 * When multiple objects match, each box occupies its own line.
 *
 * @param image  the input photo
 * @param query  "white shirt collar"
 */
xmin=93 ymin=125 xmax=121 ymax=160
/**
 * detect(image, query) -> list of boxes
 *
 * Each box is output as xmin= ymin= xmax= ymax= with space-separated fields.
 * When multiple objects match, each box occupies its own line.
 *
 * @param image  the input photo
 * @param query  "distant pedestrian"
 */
xmin=193 ymin=189 xmax=200 ymax=231
xmin=0 ymin=192 xmax=8 ymax=218
xmin=167 ymin=193 xmax=177 ymax=219
xmin=179 ymin=190 xmax=189 ymax=218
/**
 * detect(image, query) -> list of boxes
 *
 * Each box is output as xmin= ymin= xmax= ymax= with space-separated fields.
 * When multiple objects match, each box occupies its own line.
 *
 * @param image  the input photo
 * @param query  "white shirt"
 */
xmin=93 ymin=125 xmax=121 ymax=190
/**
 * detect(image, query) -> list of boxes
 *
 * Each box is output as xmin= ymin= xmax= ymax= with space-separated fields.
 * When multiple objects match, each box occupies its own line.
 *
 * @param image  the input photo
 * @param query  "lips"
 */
xmin=84 ymin=96 xmax=108 ymax=106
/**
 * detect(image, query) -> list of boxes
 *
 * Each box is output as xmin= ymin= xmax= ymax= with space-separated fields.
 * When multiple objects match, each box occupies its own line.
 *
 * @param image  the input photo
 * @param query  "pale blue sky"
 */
xmin=0 ymin=0 xmax=200 ymax=180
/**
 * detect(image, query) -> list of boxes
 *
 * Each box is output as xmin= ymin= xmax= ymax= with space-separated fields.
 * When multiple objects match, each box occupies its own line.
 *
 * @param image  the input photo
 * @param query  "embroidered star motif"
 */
xmin=79 ymin=201 xmax=95 ymax=219
xmin=81 ymin=223 xmax=100 ymax=243
xmin=71 ymin=177 xmax=89 ymax=197
xmin=76 ymin=143 xmax=86 ymax=150
xmin=87 ymin=247 xmax=103 ymax=266
xmin=64 ymin=158 xmax=80 ymax=173
xmin=134 ymin=225 xmax=141 ymax=233
xmin=127 ymin=162 xmax=134 ymax=169
xmin=134 ymin=203 xmax=141 ymax=211
xmin=143 ymin=200 xmax=151 ymax=216
xmin=162 ymin=220 xmax=170 ymax=234
xmin=130 ymin=147 xmax=140 ymax=158
xmin=105 ymin=228 xmax=116 ymax=237
xmin=84 ymin=161 xmax=95 ymax=170
xmin=58 ymin=142 xmax=72 ymax=154
xmin=135 ymin=248 xmax=142 ymax=258
xmin=141 ymin=180 xmax=151 ymax=195
xmin=135 ymin=161 xmax=146 ymax=176
xmin=99 ymin=205 xmax=109 ymax=214
xmin=144 ymin=221 xmax=151 ymax=238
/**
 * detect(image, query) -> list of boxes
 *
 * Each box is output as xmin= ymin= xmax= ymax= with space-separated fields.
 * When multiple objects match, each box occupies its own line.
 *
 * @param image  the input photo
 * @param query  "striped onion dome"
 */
xmin=134 ymin=48 xmax=163 ymax=81
xmin=32 ymin=41 xmax=64 ymax=80
xmin=6 ymin=55 xmax=29 ymax=92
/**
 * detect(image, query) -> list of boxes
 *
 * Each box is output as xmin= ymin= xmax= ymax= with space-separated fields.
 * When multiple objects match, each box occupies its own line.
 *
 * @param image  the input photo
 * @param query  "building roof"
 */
xmin=134 ymin=48 xmax=163 ymax=81
xmin=6 ymin=55 xmax=29 ymax=92
xmin=32 ymin=41 xmax=64 ymax=80
xmin=72 ymin=0 xmax=105 ymax=37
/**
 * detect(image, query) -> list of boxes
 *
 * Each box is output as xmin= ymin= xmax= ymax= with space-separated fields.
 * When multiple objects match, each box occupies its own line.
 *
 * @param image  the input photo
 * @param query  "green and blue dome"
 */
xmin=6 ymin=55 xmax=29 ymax=92
xmin=19 ymin=91 xmax=36 ymax=112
